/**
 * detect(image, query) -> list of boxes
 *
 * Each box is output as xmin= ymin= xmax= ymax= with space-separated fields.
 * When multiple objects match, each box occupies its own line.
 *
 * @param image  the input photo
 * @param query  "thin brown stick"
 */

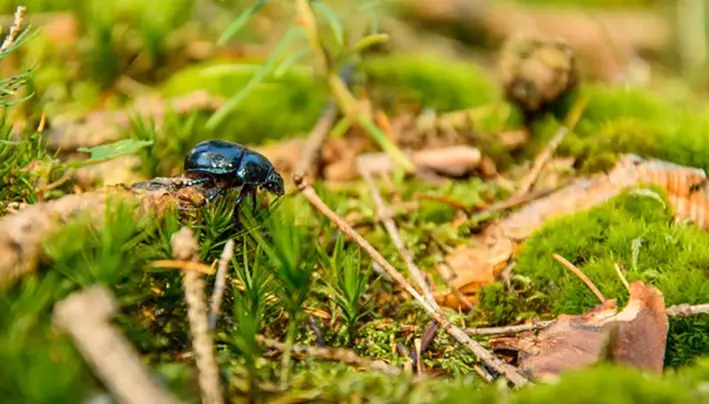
xmin=172 ymin=228 xmax=224 ymax=404
xmin=471 ymin=181 xmax=569 ymax=222
xmin=434 ymin=262 xmax=475 ymax=311
xmin=359 ymin=161 xmax=438 ymax=308
xmin=37 ymin=168 xmax=76 ymax=197
xmin=257 ymin=335 xmax=400 ymax=375
xmin=515 ymin=99 xmax=587 ymax=197
xmin=415 ymin=193 xmax=471 ymax=213
xmin=466 ymin=302 xmax=709 ymax=337
xmin=553 ymin=253 xmax=607 ymax=302
xmin=292 ymin=63 xmax=353 ymax=184
xmin=613 ymin=263 xmax=631 ymax=292
xmin=466 ymin=320 xmax=555 ymax=336
xmin=293 ymin=102 xmax=339 ymax=183
xmin=296 ymin=182 xmax=530 ymax=387
xmin=0 ymin=5 xmax=25 ymax=53
xmin=515 ymin=127 xmax=569 ymax=197
xmin=208 ymin=239 xmax=235 ymax=331
xmin=53 ymin=286 xmax=176 ymax=404
xmin=666 ymin=303 xmax=709 ymax=317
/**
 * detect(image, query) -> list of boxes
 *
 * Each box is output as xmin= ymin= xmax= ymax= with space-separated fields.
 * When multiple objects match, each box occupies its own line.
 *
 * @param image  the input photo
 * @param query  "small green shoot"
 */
xmin=321 ymin=234 xmax=370 ymax=343
xmin=247 ymin=202 xmax=316 ymax=387
xmin=231 ymin=241 xmax=273 ymax=399
xmin=71 ymin=139 xmax=154 ymax=168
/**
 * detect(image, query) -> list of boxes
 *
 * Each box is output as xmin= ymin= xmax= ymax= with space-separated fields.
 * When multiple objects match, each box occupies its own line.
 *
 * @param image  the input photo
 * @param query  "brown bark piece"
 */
xmin=0 ymin=176 xmax=213 ymax=285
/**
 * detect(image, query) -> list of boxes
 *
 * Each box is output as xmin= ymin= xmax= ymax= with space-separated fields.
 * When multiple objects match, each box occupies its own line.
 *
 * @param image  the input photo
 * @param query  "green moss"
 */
xmin=550 ymin=84 xmax=709 ymax=174
xmin=160 ymin=62 xmax=329 ymax=145
xmin=479 ymin=188 xmax=709 ymax=366
xmin=511 ymin=364 xmax=701 ymax=404
xmin=362 ymin=53 xmax=500 ymax=113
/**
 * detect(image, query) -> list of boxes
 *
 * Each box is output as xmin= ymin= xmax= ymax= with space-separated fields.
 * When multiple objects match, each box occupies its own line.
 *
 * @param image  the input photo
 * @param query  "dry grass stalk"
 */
xmin=614 ymin=263 xmax=631 ymax=292
xmin=172 ymin=228 xmax=224 ymax=404
xmin=208 ymin=239 xmax=235 ymax=331
xmin=53 ymin=286 xmax=176 ymax=404
xmin=553 ymin=253 xmax=607 ymax=302
xmin=359 ymin=160 xmax=438 ymax=308
xmin=294 ymin=181 xmax=530 ymax=387
xmin=0 ymin=5 xmax=26 ymax=53
xmin=293 ymin=102 xmax=339 ymax=183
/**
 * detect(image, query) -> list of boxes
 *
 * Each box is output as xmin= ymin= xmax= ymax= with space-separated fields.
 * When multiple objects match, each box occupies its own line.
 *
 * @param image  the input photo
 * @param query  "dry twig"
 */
xmin=172 ymin=228 xmax=224 ymax=404
xmin=0 ymin=175 xmax=219 ymax=285
xmin=294 ymin=180 xmax=530 ymax=387
xmin=471 ymin=181 xmax=569 ymax=222
xmin=209 ymin=239 xmax=235 ymax=331
xmin=257 ymin=336 xmax=400 ymax=375
xmin=553 ymin=253 xmax=607 ymax=302
xmin=467 ymin=302 xmax=709 ymax=338
xmin=666 ymin=303 xmax=709 ymax=317
xmin=293 ymin=102 xmax=339 ymax=183
xmin=53 ymin=286 xmax=176 ymax=404
xmin=466 ymin=320 xmax=556 ymax=336
xmin=515 ymin=99 xmax=586 ymax=196
xmin=515 ymin=126 xmax=569 ymax=197
xmin=359 ymin=160 xmax=438 ymax=308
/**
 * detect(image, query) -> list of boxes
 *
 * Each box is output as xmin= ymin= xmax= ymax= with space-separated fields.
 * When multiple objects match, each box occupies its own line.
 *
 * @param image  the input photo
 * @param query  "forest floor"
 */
xmin=1 ymin=1 xmax=709 ymax=403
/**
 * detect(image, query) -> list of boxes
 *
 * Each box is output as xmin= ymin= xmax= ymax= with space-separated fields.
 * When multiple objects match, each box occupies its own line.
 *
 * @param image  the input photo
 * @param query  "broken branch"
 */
xmin=53 ymin=286 xmax=176 ymax=404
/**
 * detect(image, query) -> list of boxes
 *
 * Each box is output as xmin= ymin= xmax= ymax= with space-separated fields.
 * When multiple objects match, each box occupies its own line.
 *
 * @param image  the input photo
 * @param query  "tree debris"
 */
xmin=294 ymin=180 xmax=531 ymax=387
xmin=172 ymin=227 xmax=224 ymax=404
xmin=53 ymin=285 xmax=176 ymax=404
xmin=0 ymin=175 xmax=216 ymax=285
xmin=438 ymin=154 xmax=709 ymax=309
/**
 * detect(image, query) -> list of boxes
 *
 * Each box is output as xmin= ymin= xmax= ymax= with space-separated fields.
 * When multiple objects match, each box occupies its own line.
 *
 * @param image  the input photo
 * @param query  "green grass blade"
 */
xmin=207 ymin=26 xmax=302 ymax=130
xmin=312 ymin=1 xmax=344 ymax=47
xmin=217 ymin=0 xmax=268 ymax=45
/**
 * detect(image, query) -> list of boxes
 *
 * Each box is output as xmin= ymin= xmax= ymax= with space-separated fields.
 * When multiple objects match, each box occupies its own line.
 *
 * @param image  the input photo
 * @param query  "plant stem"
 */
xmin=279 ymin=315 xmax=298 ymax=388
xmin=295 ymin=0 xmax=415 ymax=174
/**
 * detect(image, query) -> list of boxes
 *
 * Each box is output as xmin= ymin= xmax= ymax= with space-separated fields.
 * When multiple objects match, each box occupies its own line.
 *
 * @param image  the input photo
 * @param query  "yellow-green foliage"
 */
xmin=479 ymin=188 xmax=709 ymax=367
xmin=362 ymin=53 xmax=500 ymax=113
xmin=160 ymin=62 xmax=329 ymax=145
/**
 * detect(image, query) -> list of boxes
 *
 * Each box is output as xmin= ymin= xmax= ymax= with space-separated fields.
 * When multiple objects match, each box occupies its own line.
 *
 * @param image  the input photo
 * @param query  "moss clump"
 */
xmin=549 ymin=84 xmax=709 ymax=174
xmin=479 ymin=188 xmax=709 ymax=367
xmin=510 ymin=362 xmax=706 ymax=404
xmin=160 ymin=62 xmax=330 ymax=146
xmin=362 ymin=53 xmax=500 ymax=113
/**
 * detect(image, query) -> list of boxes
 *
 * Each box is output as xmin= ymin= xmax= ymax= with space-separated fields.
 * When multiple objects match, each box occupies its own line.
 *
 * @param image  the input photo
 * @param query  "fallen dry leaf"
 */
xmin=508 ymin=299 xmax=618 ymax=382
xmin=435 ymin=224 xmax=515 ymax=307
xmin=489 ymin=282 xmax=669 ymax=381
xmin=606 ymin=281 xmax=668 ymax=373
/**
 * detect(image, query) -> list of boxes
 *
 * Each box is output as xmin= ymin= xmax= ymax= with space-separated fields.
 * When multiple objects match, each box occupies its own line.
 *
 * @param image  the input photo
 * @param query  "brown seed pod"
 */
xmin=499 ymin=34 xmax=579 ymax=113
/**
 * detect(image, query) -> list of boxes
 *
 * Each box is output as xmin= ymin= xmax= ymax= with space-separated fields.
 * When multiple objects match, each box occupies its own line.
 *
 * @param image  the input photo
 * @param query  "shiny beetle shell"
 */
xmin=184 ymin=139 xmax=285 ymax=196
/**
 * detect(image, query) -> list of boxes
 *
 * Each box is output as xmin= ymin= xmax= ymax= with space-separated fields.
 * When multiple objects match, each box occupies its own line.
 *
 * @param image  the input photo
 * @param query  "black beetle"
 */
xmin=182 ymin=139 xmax=285 ymax=209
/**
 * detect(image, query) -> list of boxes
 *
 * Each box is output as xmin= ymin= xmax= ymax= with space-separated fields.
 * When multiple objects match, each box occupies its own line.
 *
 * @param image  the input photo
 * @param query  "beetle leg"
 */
xmin=204 ymin=188 xmax=224 ymax=203
xmin=251 ymin=187 xmax=258 ymax=214
xmin=234 ymin=186 xmax=249 ymax=206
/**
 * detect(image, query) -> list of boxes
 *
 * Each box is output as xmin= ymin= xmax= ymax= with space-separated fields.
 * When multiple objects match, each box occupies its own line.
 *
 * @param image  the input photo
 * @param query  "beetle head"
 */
xmin=263 ymin=170 xmax=285 ymax=197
